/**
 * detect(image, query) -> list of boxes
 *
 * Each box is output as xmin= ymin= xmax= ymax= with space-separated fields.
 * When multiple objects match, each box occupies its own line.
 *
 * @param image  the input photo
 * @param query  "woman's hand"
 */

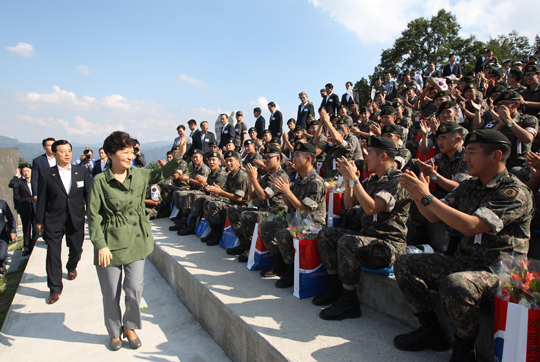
xmin=98 ymin=247 xmax=113 ymax=268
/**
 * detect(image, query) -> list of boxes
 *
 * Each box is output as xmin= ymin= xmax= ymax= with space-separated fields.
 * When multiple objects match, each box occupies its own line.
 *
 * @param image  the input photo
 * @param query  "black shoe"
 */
xmin=275 ymin=266 xmax=294 ymax=288
xmin=21 ymin=250 xmax=31 ymax=257
xmin=226 ymin=246 xmax=247 ymax=256
xmin=449 ymin=336 xmax=477 ymax=362
xmin=201 ymin=231 xmax=214 ymax=243
xmin=319 ymin=288 xmax=361 ymax=320
xmin=238 ymin=250 xmax=249 ymax=263
xmin=169 ymin=224 xmax=185 ymax=231
xmin=260 ymin=255 xmax=287 ymax=278
xmin=393 ymin=311 xmax=449 ymax=351
xmin=206 ymin=233 xmax=222 ymax=246
xmin=312 ymin=274 xmax=342 ymax=306
xmin=177 ymin=226 xmax=196 ymax=236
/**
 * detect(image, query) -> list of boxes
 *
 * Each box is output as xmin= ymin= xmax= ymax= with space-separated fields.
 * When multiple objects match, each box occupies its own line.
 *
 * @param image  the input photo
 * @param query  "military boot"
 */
xmin=319 ymin=288 xmax=361 ymax=320
xmin=260 ymin=254 xmax=287 ymax=278
xmin=206 ymin=224 xmax=223 ymax=246
xmin=275 ymin=265 xmax=294 ymax=288
xmin=169 ymin=215 xmax=188 ymax=231
xmin=393 ymin=311 xmax=449 ymax=351
xmin=449 ymin=336 xmax=477 ymax=362
xmin=312 ymin=274 xmax=342 ymax=306
xmin=200 ymin=225 xmax=215 ymax=243
xmin=177 ymin=216 xmax=198 ymax=236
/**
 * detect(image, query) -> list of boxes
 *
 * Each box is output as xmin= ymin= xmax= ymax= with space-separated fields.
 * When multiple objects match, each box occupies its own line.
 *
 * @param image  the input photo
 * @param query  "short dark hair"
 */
xmin=325 ymin=83 xmax=333 ymax=89
xmin=478 ymin=143 xmax=511 ymax=163
xmin=83 ymin=148 xmax=93 ymax=155
xmin=373 ymin=148 xmax=396 ymax=161
xmin=42 ymin=137 xmax=55 ymax=146
xmin=220 ymin=113 xmax=229 ymax=119
xmin=51 ymin=140 xmax=72 ymax=153
xmin=103 ymin=131 xmax=137 ymax=156
xmin=166 ymin=151 xmax=172 ymax=156
xmin=449 ymin=53 xmax=457 ymax=58
xmin=346 ymin=81 xmax=353 ymax=87
xmin=268 ymin=102 xmax=276 ymax=108
xmin=99 ymin=147 xmax=104 ymax=152
xmin=201 ymin=121 xmax=208 ymax=126
xmin=188 ymin=119 xmax=197 ymax=125
xmin=19 ymin=163 xmax=32 ymax=170
xmin=254 ymin=107 xmax=261 ymax=113
xmin=177 ymin=125 xmax=185 ymax=131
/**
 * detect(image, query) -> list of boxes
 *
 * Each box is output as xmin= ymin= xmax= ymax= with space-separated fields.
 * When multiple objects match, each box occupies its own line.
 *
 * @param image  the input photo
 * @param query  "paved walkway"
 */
xmin=0 ymin=226 xmax=230 ymax=362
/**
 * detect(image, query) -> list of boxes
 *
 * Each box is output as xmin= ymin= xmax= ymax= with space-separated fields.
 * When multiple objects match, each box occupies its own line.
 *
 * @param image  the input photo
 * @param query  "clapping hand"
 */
xmin=336 ymin=157 xmax=359 ymax=182
xmin=246 ymin=163 xmax=258 ymax=179
xmin=417 ymin=159 xmax=438 ymax=178
xmin=398 ymin=170 xmax=431 ymax=202
xmin=205 ymin=182 xmax=222 ymax=196
xmin=527 ymin=152 xmax=540 ymax=179
xmin=369 ymin=124 xmax=381 ymax=136
xmin=271 ymin=174 xmax=291 ymax=194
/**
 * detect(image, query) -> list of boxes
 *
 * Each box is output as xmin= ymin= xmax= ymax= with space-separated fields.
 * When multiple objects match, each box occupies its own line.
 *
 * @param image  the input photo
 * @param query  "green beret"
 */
xmin=525 ymin=65 xmax=540 ymax=73
xmin=527 ymin=60 xmax=538 ymax=66
xmin=493 ymin=90 xmax=521 ymax=104
xmin=380 ymin=106 xmax=395 ymax=116
xmin=339 ymin=104 xmax=347 ymax=109
xmin=509 ymin=69 xmax=523 ymax=78
xmin=445 ymin=77 xmax=455 ymax=85
xmin=461 ymin=76 xmax=474 ymax=83
xmin=335 ymin=119 xmax=348 ymax=126
xmin=309 ymin=120 xmax=321 ymax=126
xmin=367 ymin=136 xmax=397 ymax=151
xmin=244 ymin=139 xmax=254 ymax=146
xmin=208 ymin=152 xmax=221 ymax=159
xmin=294 ymin=142 xmax=316 ymax=154
xmin=436 ymin=122 xmax=462 ymax=137
xmin=464 ymin=129 xmax=511 ymax=147
xmin=488 ymin=84 xmax=508 ymax=97
xmin=333 ymin=124 xmax=346 ymax=132
xmin=223 ymin=150 xmax=240 ymax=159
xmin=294 ymin=126 xmax=305 ymax=132
xmin=434 ymin=91 xmax=449 ymax=100
xmin=381 ymin=124 xmax=401 ymax=135
xmin=270 ymin=137 xmax=281 ymax=145
xmin=248 ymin=127 xmax=256 ymax=133
xmin=171 ymin=145 xmax=180 ymax=151
xmin=264 ymin=145 xmax=281 ymax=155
xmin=359 ymin=107 xmax=369 ymax=114
xmin=437 ymin=101 xmax=456 ymax=115
xmin=263 ymin=129 xmax=271 ymax=134
xmin=392 ymin=101 xmax=403 ymax=108
xmin=192 ymin=149 xmax=204 ymax=155
xmin=382 ymin=101 xmax=393 ymax=108
xmin=463 ymin=83 xmax=476 ymax=91
xmin=294 ymin=135 xmax=307 ymax=141
xmin=287 ymin=118 xmax=296 ymax=124
xmin=490 ymin=69 xmax=502 ymax=78
xmin=209 ymin=141 xmax=218 ymax=146
xmin=226 ymin=139 xmax=235 ymax=144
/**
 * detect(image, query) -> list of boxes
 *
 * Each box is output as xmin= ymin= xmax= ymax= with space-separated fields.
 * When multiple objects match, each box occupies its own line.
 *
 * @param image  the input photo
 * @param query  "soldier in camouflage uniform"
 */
xmin=314 ymin=136 xmax=411 ymax=321
xmin=269 ymin=137 xmax=289 ymax=168
xmin=338 ymin=105 xmax=353 ymax=127
xmin=308 ymin=120 xmax=327 ymax=165
xmin=521 ymin=64 xmax=540 ymax=117
xmin=241 ymin=139 xmax=263 ymax=171
xmin=351 ymin=106 xmax=377 ymax=141
xmin=380 ymin=124 xmax=411 ymax=171
xmin=259 ymin=142 xmax=326 ymax=288
xmin=334 ymin=119 xmax=362 ymax=163
xmin=393 ymin=100 xmax=413 ymax=131
xmin=313 ymin=110 xmax=354 ymax=179
xmin=394 ymin=129 xmax=533 ymax=362
xmin=177 ymin=152 xmax=228 ymax=236
xmin=170 ymin=149 xmax=211 ymax=230
xmin=234 ymin=111 xmax=248 ymax=151
xmin=226 ymin=145 xmax=289 ymax=262
xmin=202 ymin=151 xmax=249 ymax=246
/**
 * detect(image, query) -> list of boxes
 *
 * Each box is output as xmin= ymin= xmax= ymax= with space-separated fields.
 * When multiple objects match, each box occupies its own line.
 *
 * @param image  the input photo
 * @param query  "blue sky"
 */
xmin=1 ymin=0 xmax=536 ymax=146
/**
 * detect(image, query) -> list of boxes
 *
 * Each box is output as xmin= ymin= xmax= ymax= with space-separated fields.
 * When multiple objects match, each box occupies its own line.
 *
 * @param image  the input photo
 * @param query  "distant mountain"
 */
xmin=0 ymin=136 xmax=173 ymax=165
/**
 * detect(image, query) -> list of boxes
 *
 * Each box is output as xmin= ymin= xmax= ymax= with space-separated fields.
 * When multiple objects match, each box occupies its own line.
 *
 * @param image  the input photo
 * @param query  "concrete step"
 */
xmin=149 ymin=217 xmax=485 ymax=362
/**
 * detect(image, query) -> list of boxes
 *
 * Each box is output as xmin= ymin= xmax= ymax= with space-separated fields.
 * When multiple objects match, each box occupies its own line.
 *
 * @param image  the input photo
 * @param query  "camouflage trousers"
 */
xmin=190 ymin=194 xmax=215 ymax=219
xmin=317 ymin=227 xmax=402 ymax=286
xmin=204 ymin=199 xmax=232 ymax=227
xmin=394 ymin=253 xmax=498 ymax=339
xmin=259 ymin=220 xmax=294 ymax=264
xmin=158 ymin=183 xmax=177 ymax=205
xmin=174 ymin=190 xmax=204 ymax=215
xmin=227 ymin=208 xmax=268 ymax=248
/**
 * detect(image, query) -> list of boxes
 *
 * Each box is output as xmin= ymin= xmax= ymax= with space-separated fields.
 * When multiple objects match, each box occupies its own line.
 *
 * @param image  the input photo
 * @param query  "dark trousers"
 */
xmin=20 ymin=212 xmax=38 ymax=252
xmin=43 ymin=217 xmax=84 ymax=294
xmin=0 ymin=232 xmax=9 ymax=266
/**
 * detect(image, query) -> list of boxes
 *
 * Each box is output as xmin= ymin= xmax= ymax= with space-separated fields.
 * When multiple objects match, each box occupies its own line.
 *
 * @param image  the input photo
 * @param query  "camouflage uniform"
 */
xmin=203 ymin=168 xmax=249 ymax=227
xmin=394 ymin=169 xmax=533 ymax=339
xmin=420 ymin=99 xmax=437 ymax=119
xmin=395 ymin=148 xmax=412 ymax=171
xmin=243 ymin=151 xmax=262 ymax=169
xmin=317 ymin=166 xmax=411 ymax=285
xmin=189 ymin=168 xmax=228 ymax=220
xmin=523 ymin=82 xmax=540 ymax=117
xmin=173 ymin=163 xmax=211 ymax=215
xmin=234 ymin=121 xmax=248 ymax=149
xmin=321 ymin=139 xmax=354 ymax=179
xmin=345 ymin=133 xmax=362 ymax=162
xmin=498 ymin=113 xmax=537 ymax=180
xmin=339 ymin=115 xmax=353 ymax=128
xmin=227 ymin=167 xmax=289 ymax=247
xmin=260 ymin=168 xmax=326 ymax=264
xmin=357 ymin=120 xmax=378 ymax=140
xmin=163 ymin=160 xmax=189 ymax=189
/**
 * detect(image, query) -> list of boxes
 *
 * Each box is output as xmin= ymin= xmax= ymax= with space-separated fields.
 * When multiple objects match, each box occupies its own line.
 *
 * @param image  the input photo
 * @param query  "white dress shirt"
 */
xmin=47 ymin=155 xmax=57 ymax=167
xmin=100 ymin=159 xmax=108 ymax=172
xmin=58 ymin=164 xmax=72 ymax=195
xmin=22 ymin=177 xmax=32 ymax=196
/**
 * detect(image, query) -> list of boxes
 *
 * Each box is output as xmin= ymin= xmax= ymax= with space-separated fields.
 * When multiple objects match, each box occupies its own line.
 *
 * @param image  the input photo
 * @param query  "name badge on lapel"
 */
xmin=329 ymin=99 xmax=333 ymax=102
xmin=77 ymin=181 xmax=84 ymax=188
xmin=224 ymin=130 xmax=228 ymax=134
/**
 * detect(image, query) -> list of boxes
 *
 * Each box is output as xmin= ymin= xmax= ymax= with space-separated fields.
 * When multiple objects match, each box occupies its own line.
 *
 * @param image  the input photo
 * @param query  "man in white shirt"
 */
xmin=31 ymin=137 xmax=56 ymax=200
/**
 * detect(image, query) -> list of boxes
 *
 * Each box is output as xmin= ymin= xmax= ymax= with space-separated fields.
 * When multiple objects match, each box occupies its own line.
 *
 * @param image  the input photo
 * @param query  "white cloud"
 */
xmin=250 ymin=96 xmax=281 ymax=111
xmin=177 ymin=74 xmax=208 ymax=88
xmin=6 ymin=42 xmax=36 ymax=57
xmin=76 ymin=65 xmax=91 ymax=75
xmin=18 ymin=115 xmax=123 ymax=136
xmin=181 ymin=106 xmax=228 ymax=116
xmin=308 ymin=0 xmax=538 ymax=45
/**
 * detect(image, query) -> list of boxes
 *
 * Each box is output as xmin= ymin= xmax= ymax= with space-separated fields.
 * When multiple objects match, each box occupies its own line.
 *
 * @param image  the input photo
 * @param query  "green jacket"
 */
xmin=87 ymin=159 xmax=180 ymax=267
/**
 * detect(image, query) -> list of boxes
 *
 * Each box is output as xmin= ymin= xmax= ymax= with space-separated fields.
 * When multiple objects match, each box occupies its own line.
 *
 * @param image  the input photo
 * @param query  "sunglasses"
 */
xmin=264 ymin=155 xmax=278 ymax=161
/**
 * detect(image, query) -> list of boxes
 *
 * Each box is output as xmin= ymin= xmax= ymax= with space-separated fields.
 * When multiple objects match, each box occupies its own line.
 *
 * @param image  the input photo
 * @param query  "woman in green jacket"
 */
xmin=87 ymin=131 xmax=185 ymax=351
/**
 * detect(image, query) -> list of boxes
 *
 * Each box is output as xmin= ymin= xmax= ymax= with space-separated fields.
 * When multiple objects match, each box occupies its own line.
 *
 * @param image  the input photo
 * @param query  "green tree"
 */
xmin=485 ymin=30 xmax=531 ymax=64
xmin=146 ymin=161 xmax=160 ymax=170
xmin=18 ymin=157 xmax=29 ymax=166
xmin=372 ymin=9 xmax=481 ymax=81
xmin=532 ymin=35 xmax=540 ymax=56
xmin=353 ymin=77 xmax=371 ymax=107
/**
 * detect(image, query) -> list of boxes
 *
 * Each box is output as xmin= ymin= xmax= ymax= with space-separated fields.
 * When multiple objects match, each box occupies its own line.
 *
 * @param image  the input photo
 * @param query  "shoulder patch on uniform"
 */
xmin=500 ymin=188 xmax=518 ymax=199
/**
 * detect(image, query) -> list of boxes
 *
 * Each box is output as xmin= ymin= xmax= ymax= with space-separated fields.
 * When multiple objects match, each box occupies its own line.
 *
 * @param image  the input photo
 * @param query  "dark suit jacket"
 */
xmin=296 ymin=103 xmax=315 ymax=130
xmin=218 ymin=123 xmax=236 ymax=148
xmin=193 ymin=131 xmax=216 ymax=154
xmin=0 ymin=200 xmax=16 ymax=240
xmin=341 ymin=92 xmax=359 ymax=112
xmin=269 ymin=111 xmax=283 ymax=137
xmin=320 ymin=93 xmax=341 ymax=115
xmin=8 ymin=176 xmax=36 ymax=216
xmin=475 ymin=56 xmax=485 ymax=74
xmin=255 ymin=116 xmax=266 ymax=139
xmin=92 ymin=159 xmax=108 ymax=177
xmin=36 ymin=165 xmax=91 ymax=232
xmin=442 ymin=63 xmax=462 ymax=77
xmin=31 ymin=153 xmax=52 ymax=196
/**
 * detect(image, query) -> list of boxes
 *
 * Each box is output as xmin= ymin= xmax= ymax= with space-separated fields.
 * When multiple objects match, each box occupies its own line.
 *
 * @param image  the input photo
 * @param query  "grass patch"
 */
xmin=0 ymin=258 xmax=28 ymax=329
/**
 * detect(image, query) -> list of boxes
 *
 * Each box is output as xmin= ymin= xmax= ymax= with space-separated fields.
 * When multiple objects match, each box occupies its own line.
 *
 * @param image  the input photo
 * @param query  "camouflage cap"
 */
xmin=294 ymin=142 xmax=316 ymax=153
xmin=380 ymin=106 xmax=395 ymax=116
xmin=264 ymin=145 xmax=281 ymax=155
xmin=437 ymin=101 xmax=456 ymax=115
xmin=367 ymin=136 xmax=397 ymax=151
xmin=335 ymin=119 xmax=348 ymax=126
xmin=464 ymin=129 xmax=511 ymax=147
xmin=436 ymin=122 xmax=462 ymax=137
xmin=493 ymin=90 xmax=521 ymax=104
xmin=223 ymin=150 xmax=240 ymax=159
xmin=381 ymin=124 xmax=401 ymax=135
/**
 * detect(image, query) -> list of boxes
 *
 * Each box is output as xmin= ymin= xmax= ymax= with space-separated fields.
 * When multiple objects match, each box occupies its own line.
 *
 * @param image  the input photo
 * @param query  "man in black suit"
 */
xmin=297 ymin=92 xmax=315 ymax=130
xmin=192 ymin=121 xmax=215 ymax=154
xmin=92 ymin=148 xmax=108 ymax=177
xmin=36 ymin=140 xmax=91 ymax=304
xmin=341 ymin=81 xmax=360 ymax=114
xmin=320 ymin=83 xmax=341 ymax=116
xmin=9 ymin=164 xmax=38 ymax=256
xmin=442 ymin=54 xmax=462 ymax=77
xmin=218 ymin=113 xmax=236 ymax=149
xmin=254 ymin=107 xmax=266 ymax=139
xmin=267 ymin=102 xmax=283 ymax=137
xmin=475 ymin=48 xmax=498 ymax=74
xmin=0 ymin=199 xmax=16 ymax=274
xmin=425 ymin=63 xmax=441 ymax=80
xmin=31 ymin=137 xmax=56 ymax=200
